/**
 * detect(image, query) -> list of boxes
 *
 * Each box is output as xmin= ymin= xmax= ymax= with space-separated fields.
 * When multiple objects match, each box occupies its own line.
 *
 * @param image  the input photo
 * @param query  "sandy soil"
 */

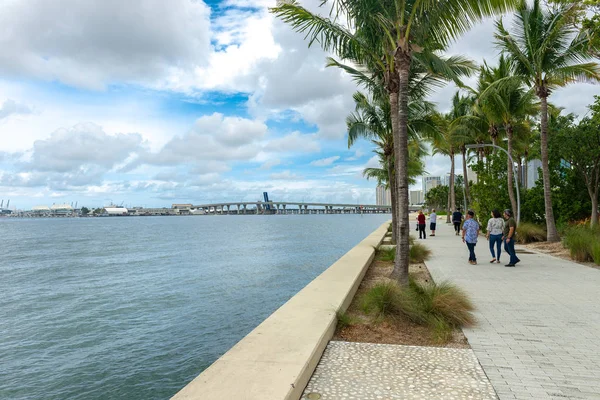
xmin=333 ymin=257 xmax=470 ymax=349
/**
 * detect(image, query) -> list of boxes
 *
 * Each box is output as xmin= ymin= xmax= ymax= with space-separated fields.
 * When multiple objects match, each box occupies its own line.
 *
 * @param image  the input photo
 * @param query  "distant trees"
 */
xmin=80 ymin=207 xmax=90 ymax=215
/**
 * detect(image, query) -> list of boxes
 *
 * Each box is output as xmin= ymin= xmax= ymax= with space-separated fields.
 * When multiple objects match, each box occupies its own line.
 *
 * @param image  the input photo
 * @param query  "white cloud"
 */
xmin=0 ymin=0 xmax=211 ymax=90
xmin=263 ymin=131 xmax=320 ymax=153
xmin=27 ymin=122 xmax=143 ymax=173
xmin=269 ymin=170 xmax=300 ymax=180
xmin=259 ymin=159 xmax=281 ymax=170
xmin=346 ymin=150 xmax=365 ymax=161
xmin=310 ymin=156 xmax=340 ymax=167
xmin=0 ymin=99 xmax=32 ymax=120
xmin=137 ymin=113 xmax=268 ymax=167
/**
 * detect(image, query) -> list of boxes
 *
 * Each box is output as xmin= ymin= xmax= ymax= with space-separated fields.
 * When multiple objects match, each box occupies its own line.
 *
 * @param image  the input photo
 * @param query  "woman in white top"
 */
xmin=486 ymin=209 xmax=505 ymax=263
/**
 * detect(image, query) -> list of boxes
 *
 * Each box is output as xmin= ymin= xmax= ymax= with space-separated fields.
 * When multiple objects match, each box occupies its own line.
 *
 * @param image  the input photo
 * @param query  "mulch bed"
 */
xmin=524 ymin=241 xmax=599 ymax=270
xmin=333 ymin=257 xmax=470 ymax=348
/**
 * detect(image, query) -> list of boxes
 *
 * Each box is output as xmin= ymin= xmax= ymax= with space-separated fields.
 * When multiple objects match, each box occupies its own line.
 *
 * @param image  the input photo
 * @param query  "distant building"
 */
xmin=50 ymin=204 xmax=74 ymax=216
xmin=440 ymin=175 xmax=451 ymax=187
xmin=526 ymin=159 xmax=542 ymax=189
xmin=410 ymin=190 xmax=424 ymax=205
xmin=32 ymin=205 xmax=51 ymax=215
xmin=466 ymin=167 xmax=478 ymax=184
xmin=376 ymin=185 xmax=391 ymax=206
xmin=422 ymin=176 xmax=441 ymax=198
xmin=172 ymin=203 xmax=193 ymax=210
xmin=103 ymin=207 xmax=129 ymax=216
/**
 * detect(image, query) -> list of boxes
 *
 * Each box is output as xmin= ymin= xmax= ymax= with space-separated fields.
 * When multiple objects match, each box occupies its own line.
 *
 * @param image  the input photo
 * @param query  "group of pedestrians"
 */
xmin=457 ymin=208 xmax=521 ymax=267
xmin=416 ymin=209 xmax=437 ymax=239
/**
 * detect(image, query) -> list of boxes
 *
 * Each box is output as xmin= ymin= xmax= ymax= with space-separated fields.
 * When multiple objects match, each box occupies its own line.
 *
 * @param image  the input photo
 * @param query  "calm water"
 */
xmin=0 ymin=215 xmax=389 ymax=400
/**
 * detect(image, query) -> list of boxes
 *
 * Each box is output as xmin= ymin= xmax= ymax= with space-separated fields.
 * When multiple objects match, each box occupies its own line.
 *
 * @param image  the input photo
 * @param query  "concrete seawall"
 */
xmin=171 ymin=221 xmax=390 ymax=400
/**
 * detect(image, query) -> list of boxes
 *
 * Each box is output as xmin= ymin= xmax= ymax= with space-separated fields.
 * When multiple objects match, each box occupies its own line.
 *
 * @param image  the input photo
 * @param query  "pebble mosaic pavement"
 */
xmin=302 ymin=341 xmax=498 ymax=399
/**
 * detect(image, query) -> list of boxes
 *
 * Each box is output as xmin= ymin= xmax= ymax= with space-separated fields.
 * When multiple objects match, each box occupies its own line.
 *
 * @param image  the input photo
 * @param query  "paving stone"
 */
xmin=302 ymin=341 xmax=498 ymax=399
xmin=425 ymin=224 xmax=600 ymax=400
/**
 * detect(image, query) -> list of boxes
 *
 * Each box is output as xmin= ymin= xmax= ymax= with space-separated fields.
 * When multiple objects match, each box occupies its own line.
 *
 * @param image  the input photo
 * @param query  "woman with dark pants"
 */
xmin=417 ymin=210 xmax=426 ymax=239
xmin=486 ymin=209 xmax=505 ymax=263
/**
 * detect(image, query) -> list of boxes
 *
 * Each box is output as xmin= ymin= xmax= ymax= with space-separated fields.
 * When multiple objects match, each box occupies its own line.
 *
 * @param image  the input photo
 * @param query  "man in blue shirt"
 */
xmin=462 ymin=210 xmax=480 ymax=265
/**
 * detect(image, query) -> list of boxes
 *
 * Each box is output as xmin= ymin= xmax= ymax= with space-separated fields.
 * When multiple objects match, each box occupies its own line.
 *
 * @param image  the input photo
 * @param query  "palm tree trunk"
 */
xmin=524 ymin=152 xmax=529 ymax=189
xmin=390 ymin=54 xmax=411 ymax=286
xmin=446 ymin=186 xmax=451 ymax=224
xmin=539 ymin=95 xmax=560 ymax=241
xmin=387 ymin=157 xmax=397 ymax=244
xmin=590 ymin=186 xmax=598 ymax=228
xmin=461 ymin=148 xmax=471 ymax=208
xmin=506 ymin=125 xmax=518 ymax=219
xmin=450 ymin=153 xmax=456 ymax=213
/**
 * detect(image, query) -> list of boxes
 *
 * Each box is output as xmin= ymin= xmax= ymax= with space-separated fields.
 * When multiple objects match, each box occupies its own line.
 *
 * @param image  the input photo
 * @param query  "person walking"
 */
xmin=502 ymin=209 xmax=520 ymax=267
xmin=417 ymin=210 xmax=426 ymax=239
xmin=486 ymin=209 xmax=505 ymax=264
xmin=429 ymin=209 xmax=437 ymax=237
xmin=462 ymin=210 xmax=480 ymax=264
xmin=452 ymin=208 xmax=463 ymax=236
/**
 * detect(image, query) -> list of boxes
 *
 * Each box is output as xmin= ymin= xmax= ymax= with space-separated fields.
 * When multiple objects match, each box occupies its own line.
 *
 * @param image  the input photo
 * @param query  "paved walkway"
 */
xmin=426 ymin=223 xmax=600 ymax=400
xmin=302 ymin=342 xmax=497 ymax=399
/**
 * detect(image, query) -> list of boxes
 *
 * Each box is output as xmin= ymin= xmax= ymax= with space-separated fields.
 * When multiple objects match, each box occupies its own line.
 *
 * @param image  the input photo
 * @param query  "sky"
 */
xmin=0 ymin=0 xmax=597 ymax=210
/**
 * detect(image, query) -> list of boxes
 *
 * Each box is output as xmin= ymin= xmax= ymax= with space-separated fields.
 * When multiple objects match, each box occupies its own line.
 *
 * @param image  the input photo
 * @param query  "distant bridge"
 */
xmin=173 ymin=202 xmax=422 ymax=215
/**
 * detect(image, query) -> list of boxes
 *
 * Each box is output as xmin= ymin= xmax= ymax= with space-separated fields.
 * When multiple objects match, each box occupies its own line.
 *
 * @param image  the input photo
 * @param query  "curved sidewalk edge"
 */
xmin=171 ymin=221 xmax=390 ymax=400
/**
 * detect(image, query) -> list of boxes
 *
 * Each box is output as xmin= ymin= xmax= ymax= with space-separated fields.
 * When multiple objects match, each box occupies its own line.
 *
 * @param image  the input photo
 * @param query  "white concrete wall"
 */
xmin=171 ymin=221 xmax=390 ymax=400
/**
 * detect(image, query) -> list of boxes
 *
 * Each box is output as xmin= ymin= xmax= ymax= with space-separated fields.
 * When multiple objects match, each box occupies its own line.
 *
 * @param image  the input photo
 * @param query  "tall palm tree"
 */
xmin=348 ymin=91 xmax=435 ymax=243
xmin=272 ymin=0 xmax=517 ymax=284
xmin=477 ymin=55 xmax=538 ymax=218
xmin=431 ymin=92 xmax=470 ymax=220
xmin=495 ymin=0 xmax=600 ymax=241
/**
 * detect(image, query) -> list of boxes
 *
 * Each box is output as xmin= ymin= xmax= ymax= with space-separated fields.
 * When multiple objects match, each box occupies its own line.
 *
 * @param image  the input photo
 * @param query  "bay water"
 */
xmin=1 ymin=215 xmax=389 ymax=399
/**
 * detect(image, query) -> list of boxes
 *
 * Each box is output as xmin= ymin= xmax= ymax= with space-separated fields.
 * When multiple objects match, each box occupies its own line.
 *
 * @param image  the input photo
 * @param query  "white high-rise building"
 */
xmin=422 ymin=176 xmax=441 ymax=198
xmin=440 ymin=175 xmax=451 ymax=187
xmin=525 ymin=159 xmax=542 ymax=189
xmin=410 ymin=190 xmax=424 ymax=205
xmin=376 ymin=185 xmax=392 ymax=206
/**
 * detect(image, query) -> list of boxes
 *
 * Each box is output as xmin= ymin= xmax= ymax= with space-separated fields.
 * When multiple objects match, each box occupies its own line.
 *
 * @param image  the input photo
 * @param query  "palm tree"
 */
xmin=348 ymin=91 xmax=434 ymax=243
xmin=495 ymin=0 xmax=600 ymax=241
xmin=272 ymin=0 xmax=515 ymax=284
xmin=477 ymin=55 xmax=538 ymax=218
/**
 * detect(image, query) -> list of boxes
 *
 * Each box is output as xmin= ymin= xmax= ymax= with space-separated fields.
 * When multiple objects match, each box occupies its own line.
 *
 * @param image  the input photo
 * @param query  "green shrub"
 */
xmin=516 ymin=222 xmax=547 ymax=244
xmin=360 ymin=282 xmax=403 ymax=320
xmin=591 ymin=242 xmax=600 ymax=266
xmin=409 ymin=243 xmax=432 ymax=263
xmin=427 ymin=315 xmax=453 ymax=344
xmin=336 ymin=310 xmax=357 ymax=329
xmin=360 ymin=278 xmax=476 ymax=342
xmin=376 ymin=248 xmax=395 ymax=262
xmin=563 ymin=225 xmax=600 ymax=262
xmin=397 ymin=279 xmax=476 ymax=328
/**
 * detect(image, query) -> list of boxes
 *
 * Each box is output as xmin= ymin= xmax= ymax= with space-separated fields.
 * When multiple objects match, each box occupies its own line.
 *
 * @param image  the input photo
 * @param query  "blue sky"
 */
xmin=0 ymin=0 xmax=597 ymax=210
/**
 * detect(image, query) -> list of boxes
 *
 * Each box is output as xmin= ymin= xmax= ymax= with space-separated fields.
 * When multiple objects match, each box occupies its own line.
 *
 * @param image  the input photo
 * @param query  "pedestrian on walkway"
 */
xmin=462 ymin=210 xmax=480 ymax=265
xmin=502 ymin=209 xmax=520 ymax=267
xmin=486 ymin=209 xmax=504 ymax=264
xmin=429 ymin=209 xmax=437 ymax=237
xmin=417 ymin=210 xmax=426 ymax=239
xmin=452 ymin=208 xmax=463 ymax=236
